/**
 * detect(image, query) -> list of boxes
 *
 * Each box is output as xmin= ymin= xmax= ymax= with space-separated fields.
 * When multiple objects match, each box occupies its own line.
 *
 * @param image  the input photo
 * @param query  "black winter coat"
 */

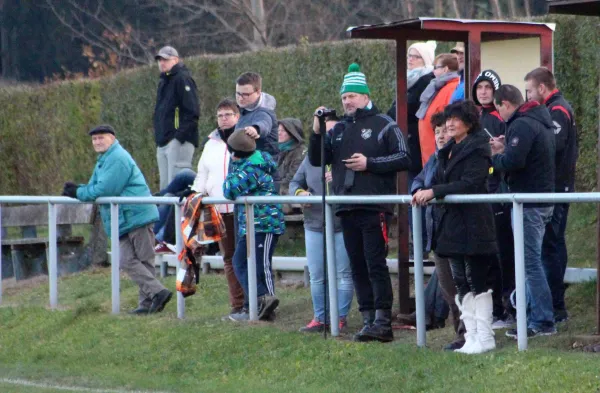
xmin=492 ymin=101 xmax=555 ymax=203
xmin=387 ymin=72 xmax=435 ymax=174
xmin=153 ymin=63 xmax=200 ymax=148
xmin=431 ymin=130 xmax=498 ymax=256
xmin=544 ymin=90 xmax=578 ymax=192
xmin=309 ymin=104 xmax=411 ymax=215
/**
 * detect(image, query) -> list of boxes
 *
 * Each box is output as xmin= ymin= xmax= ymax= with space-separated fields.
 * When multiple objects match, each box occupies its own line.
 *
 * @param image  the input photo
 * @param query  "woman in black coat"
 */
xmin=412 ymin=100 xmax=498 ymax=355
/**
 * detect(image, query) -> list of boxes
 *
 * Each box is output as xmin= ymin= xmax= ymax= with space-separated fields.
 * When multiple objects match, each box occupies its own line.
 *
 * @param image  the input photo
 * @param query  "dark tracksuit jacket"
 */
xmin=492 ymin=101 xmax=556 ymax=206
xmin=543 ymin=90 xmax=578 ymax=193
xmin=308 ymin=104 xmax=411 ymax=215
xmin=480 ymin=105 xmax=506 ymax=194
xmin=153 ymin=63 xmax=200 ymax=148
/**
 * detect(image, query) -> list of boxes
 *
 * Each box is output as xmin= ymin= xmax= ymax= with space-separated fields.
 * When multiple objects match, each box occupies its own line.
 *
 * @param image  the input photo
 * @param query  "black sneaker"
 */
xmin=258 ymin=296 xmax=279 ymax=321
xmin=149 ymin=289 xmax=173 ymax=313
xmin=505 ymin=326 xmax=557 ymax=339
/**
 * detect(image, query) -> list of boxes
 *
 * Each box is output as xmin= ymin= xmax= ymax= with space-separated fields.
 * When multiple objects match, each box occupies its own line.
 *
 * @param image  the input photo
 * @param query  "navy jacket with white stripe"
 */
xmin=308 ymin=104 xmax=411 ymax=215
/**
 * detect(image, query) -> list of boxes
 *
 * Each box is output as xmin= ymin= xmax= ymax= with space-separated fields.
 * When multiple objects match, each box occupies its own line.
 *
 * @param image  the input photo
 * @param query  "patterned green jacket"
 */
xmin=223 ymin=150 xmax=285 ymax=236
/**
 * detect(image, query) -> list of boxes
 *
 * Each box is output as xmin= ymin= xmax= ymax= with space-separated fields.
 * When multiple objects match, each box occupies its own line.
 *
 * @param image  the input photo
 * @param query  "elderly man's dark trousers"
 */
xmin=341 ymin=210 xmax=393 ymax=311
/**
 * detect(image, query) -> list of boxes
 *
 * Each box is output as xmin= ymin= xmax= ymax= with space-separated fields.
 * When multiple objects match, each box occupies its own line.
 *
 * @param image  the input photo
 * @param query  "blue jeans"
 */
xmin=232 ymin=232 xmax=279 ymax=308
xmin=541 ymin=203 xmax=570 ymax=314
xmin=154 ymin=169 xmax=197 ymax=239
xmin=516 ymin=206 xmax=555 ymax=331
xmin=305 ymin=229 xmax=354 ymax=322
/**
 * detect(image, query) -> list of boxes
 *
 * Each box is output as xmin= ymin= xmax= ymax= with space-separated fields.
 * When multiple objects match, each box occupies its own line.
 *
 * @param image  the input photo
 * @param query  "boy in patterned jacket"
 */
xmin=223 ymin=128 xmax=285 ymax=322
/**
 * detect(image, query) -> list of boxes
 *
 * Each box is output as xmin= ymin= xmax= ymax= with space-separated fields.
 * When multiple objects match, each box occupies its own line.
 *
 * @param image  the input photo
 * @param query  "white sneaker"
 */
xmin=491 ymin=314 xmax=516 ymax=330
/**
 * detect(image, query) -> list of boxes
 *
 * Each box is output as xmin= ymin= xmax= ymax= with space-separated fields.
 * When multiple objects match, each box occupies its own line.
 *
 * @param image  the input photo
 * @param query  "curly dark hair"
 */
xmin=443 ymin=100 xmax=481 ymax=134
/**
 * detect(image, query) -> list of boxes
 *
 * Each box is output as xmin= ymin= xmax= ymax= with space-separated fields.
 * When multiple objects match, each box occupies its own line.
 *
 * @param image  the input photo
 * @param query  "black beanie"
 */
xmin=472 ymin=70 xmax=502 ymax=106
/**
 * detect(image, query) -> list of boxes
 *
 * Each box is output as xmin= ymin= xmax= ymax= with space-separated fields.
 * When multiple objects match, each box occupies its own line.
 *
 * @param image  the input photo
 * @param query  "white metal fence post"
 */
xmin=0 ymin=204 xmax=3 ymax=305
xmin=512 ymin=201 xmax=528 ymax=351
xmin=246 ymin=203 xmax=258 ymax=321
xmin=48 ymin=203 xmax=58 ymax=309
xmin=175 ymin=203 xmax=185 ymax=319
xmin=110 ymin=203 xmax=120 ymax=315
xmin=412 ymin=205 xmax=426 ymax=347
xmin=325 ymin=203 xmax=339 ymax=337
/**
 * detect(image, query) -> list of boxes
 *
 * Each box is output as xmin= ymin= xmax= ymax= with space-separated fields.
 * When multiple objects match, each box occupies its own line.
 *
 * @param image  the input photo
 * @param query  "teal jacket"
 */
xmin=76 ymin=140 xmax=159 ymax=237
xmin=223 ymin=150 xmax=285 ymax=237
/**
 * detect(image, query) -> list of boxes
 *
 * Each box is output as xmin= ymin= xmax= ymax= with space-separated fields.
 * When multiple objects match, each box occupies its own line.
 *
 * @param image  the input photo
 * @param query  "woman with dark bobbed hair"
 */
xmin=412 ymin=100 xmax=498 ymax=355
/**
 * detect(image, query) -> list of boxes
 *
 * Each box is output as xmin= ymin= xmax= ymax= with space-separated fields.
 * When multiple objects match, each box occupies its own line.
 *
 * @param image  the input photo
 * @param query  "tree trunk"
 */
xmin=406 ymin=0 xmax=414 ymax=18
xmin=490 ymin=0 xmax=503 ymax=18
xmin=250 ymin=0 xmax=267 ymax=50
xmin=452 ymin=0 xmax=461 ymax=18
xmin=524 ymin=0 xmax=532 ymax=17
xmin=508 ymin=0 xmax=517 ymax=18
xmin=435 ymin=0 xmax=443 ymax=17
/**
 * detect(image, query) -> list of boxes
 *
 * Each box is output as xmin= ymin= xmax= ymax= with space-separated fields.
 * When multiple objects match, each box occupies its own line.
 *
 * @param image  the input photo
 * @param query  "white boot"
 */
xmin=472 ymin=290 xmax=496 ymax=354
xmin=454 ymin=293 xmax=478 ymax=354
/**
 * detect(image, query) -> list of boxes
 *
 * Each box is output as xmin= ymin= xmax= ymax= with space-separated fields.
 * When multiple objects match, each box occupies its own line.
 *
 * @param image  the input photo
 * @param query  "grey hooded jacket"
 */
xmin=289 ymin=156 xmax=342 ymax=232
xmin=235 ymin=92 xmax=279 ymax=159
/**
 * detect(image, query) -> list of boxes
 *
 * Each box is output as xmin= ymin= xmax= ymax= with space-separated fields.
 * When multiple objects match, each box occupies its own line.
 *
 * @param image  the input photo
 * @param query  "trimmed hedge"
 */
xmin=0 ymin=15 xmax=598 ymax=195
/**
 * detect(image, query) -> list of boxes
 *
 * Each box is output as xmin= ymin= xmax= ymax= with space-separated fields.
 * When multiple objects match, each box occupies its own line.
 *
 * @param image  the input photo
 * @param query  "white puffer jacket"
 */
xmin=191 ymin=129 xmax=234 ymax=214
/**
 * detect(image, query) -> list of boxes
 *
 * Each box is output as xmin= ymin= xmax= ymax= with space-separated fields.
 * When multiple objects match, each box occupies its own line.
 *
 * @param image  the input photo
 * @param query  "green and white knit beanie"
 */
xmin=340 ymin=63 xmax=370 ymax=95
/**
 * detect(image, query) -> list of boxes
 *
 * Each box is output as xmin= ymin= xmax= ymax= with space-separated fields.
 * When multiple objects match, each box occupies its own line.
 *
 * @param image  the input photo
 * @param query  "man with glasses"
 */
xmin=450 ymin=42 xmax=466 ymax=104
xmin=234 ymin=72 xmax=279 ymax=160
xmin=153 ymin=46 xmax=200 ymax=190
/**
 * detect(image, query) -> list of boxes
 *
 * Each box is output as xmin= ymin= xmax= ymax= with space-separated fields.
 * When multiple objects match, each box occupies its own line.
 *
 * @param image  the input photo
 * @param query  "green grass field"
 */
xmin=1 ymin=266 xmax=600 ymax=393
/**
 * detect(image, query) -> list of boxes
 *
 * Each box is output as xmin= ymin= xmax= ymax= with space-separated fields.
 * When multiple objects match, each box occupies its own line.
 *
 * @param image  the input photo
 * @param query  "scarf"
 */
xmin=278 ymin=139 xmax=296 ymax=152
xmin=416 ymin=71 xmax=461 ymax=120
xmin=407 ymin=66 xmax=433 ymax=90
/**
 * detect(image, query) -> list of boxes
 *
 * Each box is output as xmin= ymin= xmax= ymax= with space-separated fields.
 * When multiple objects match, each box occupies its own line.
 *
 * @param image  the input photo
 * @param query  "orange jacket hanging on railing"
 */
xmin=176 ymin=193 xmax=226 ymax=297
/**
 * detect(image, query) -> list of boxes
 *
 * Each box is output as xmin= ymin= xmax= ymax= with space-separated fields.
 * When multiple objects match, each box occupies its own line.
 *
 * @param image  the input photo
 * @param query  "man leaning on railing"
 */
xmin=62 ymin=124 xmax=173 ymax=315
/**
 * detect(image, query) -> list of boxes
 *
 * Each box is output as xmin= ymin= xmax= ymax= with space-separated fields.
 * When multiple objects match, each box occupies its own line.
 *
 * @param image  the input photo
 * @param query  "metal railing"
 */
xmin=1 ymin=192 xmax=599 ymax=352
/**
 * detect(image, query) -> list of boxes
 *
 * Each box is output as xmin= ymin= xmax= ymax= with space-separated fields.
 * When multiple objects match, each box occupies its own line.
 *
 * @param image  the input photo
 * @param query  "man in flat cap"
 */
xmin=63 ymin=125 xmax=172 ymax=315
xmin=153 ymin=45 xmax=200 ymax=190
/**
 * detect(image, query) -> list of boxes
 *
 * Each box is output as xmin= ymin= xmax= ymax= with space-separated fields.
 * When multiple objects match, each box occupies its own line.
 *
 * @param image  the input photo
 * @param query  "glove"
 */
xmin=62 ymin=182 xmax=78 ymax=198
xmin=176 ymin=188 xmax=195 ymax=202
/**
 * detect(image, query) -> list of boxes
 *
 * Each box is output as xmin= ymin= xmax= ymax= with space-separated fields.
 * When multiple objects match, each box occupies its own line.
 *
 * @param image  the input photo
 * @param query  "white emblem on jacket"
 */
xmin=361 ymin=129 xmax=372 ymax=140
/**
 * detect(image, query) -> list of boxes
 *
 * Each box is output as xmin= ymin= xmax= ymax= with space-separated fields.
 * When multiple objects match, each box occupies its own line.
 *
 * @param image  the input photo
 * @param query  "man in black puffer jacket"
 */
xmin=309 ymin=63 xmax=411 ymax=343
xmin=490 ymin=84 xmax=557 ymax=339
xmin=153 ymin=46 xmax=200 ymax=190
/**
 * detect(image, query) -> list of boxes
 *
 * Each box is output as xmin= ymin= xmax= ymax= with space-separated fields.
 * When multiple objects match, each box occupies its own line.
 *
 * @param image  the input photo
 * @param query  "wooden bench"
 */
xmin=1 ymin=204 xmax=107 ymax=281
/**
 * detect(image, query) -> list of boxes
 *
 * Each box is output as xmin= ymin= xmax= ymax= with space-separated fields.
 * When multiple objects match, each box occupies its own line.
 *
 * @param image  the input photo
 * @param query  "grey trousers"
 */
xmin=156 ymin=139 xmax=195 ymax=190
xmin=432 ymin=252 xmax=464 ymax=340
xmin=120 ymin=225 xmax=166 ymax=308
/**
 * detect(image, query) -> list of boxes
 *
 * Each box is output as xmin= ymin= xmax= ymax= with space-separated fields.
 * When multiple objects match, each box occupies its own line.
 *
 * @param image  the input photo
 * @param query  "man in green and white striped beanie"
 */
xmin=340 ymin=62 xmax=371 ymax=96
xmin=339 ymin=63 xmax=371 ymax=116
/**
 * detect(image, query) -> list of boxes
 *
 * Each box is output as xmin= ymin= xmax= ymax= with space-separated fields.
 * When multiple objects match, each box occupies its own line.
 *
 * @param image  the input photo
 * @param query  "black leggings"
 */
xmin=449 ymin=255 xmax=492 ymax=301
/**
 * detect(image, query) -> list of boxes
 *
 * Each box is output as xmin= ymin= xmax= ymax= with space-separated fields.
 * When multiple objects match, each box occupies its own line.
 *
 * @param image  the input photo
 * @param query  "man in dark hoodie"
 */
xmin=309 ymin=63 xmax=411 ymax=343
xmin=525 ymin=67 xmax=578 ymax=323
xmin=473 ymin=70 xmax=515 ymax=329
xmin=490 ymin=84 xmax=557 ymax=339
xmin=153 ymin=46 xmax=200 ymax=190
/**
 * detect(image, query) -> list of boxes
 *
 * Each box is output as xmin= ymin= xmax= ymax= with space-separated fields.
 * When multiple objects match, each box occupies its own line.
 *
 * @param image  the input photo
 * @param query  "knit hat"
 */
xmin=472 ymin=69 xmax=502 ymax=106
xmin=408 ymin=41 xmax=437 ymax=67
xmin=227 ymin=128 xmax=256 ymax=158
xmin=88 ymin=124 xmax=116 ymax=136
xmin=340 ymin=63 xmax=370 ymax=95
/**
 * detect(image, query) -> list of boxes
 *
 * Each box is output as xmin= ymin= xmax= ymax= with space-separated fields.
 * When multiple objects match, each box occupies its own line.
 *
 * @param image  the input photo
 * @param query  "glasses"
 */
xmin=434 ymin=65 xmax=446 ymax=70
xmin=236 ymin=91 xmax=256 ymax=98
xmin=407 ymin=54 xmax=422 ymax=60
xmin=217 ymin=113 xmax=236 ymax=119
